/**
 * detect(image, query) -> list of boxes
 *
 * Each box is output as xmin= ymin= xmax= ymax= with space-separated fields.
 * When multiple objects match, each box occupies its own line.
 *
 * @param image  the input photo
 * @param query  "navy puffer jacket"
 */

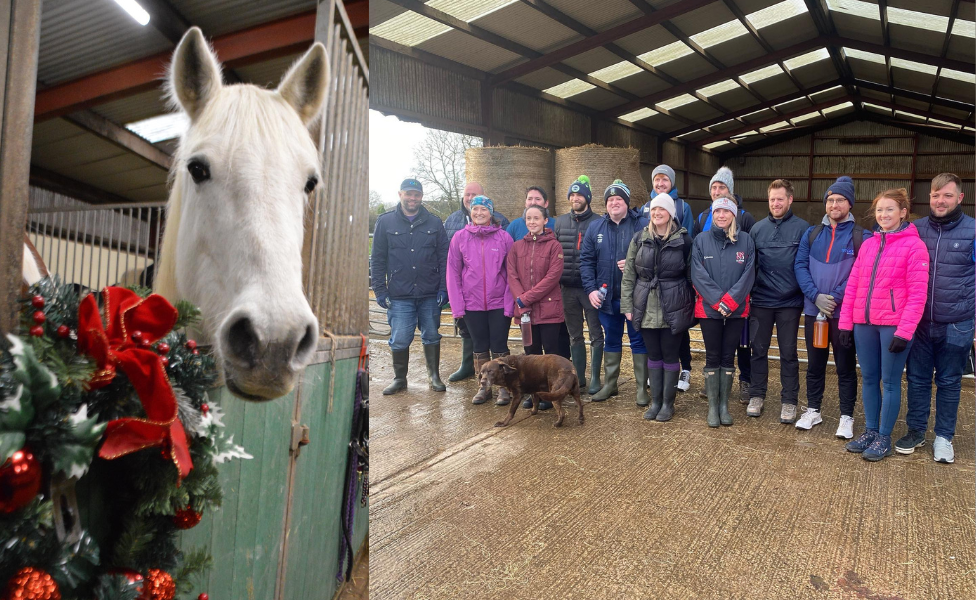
xmin=579 ymin=209 xmax=649 ymax=315
xmin=914 ymin=211 xmax=976 ymax=324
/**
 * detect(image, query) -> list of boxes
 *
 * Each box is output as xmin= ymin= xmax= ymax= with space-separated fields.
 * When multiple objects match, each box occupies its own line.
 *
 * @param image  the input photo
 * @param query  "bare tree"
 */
xmin=411 ymin=129 xmax=481 ymax=218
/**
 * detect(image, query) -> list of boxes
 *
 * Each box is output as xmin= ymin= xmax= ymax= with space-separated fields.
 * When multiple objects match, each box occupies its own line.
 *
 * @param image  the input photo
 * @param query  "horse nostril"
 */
xmin=226 ymin=316 xmax=260 ymax=368
xmin=295 ymin=323 xmax=315 ymax=361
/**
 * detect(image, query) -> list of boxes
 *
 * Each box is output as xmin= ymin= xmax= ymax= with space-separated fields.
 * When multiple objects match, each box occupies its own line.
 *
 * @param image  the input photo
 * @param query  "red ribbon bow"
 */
xmin=77 ymin=287 xmax=192 ymax=480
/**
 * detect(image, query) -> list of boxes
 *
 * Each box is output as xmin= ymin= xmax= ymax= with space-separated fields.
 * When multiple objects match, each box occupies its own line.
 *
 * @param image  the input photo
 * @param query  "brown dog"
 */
xmin=480 ymin=354 xmax=583 ymax=428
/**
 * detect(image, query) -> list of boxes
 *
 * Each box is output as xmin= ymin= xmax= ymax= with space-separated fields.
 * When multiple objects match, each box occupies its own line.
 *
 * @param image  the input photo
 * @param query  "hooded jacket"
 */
xmin=838 ymin=222 xmax=930 ymax=340
xmin=371 ymin=204 xmax=448 ymax=300
xmin=507 ymin=228 xmax=565 ymax=323
xmin=691 ymin=225 xmax=756 ymax=319
xmin=749 ymin=210 xmax=810 ymax=308
xmin=579 ymin=209 xmax=650 ymax=315
xmin=639 ymin=187 xmax=693 ymax=236
xmin=913 ymin=210 xmax=976 ymax=324
xmin=692 ymin=193 xmax=756 ymax=237
xmin=444 ymin=205 xmax=510 ymax=241
xmin=446 ymin=223 xmax=514 ymax=318
xmin=621 ymin=226 xmax=695 ymax=334
xmin=553 ymin=204 xmax=601 ymax=287
xmin=506 ymin=214 xmax=554 ymax=241
xmin=794 ymin=214 xmax=871 ymax=318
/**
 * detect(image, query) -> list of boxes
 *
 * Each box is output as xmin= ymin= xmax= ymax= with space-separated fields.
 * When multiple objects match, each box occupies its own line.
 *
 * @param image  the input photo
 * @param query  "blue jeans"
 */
xmin=854 ymin=324 xmax=913 ymax=436
xmin=387 ymin=297 xmax=441 ymax=351
xmin=598 ymin=299 xmax=646 ymax=354
xmin=905 ymin=318 xmax=974 ymax=441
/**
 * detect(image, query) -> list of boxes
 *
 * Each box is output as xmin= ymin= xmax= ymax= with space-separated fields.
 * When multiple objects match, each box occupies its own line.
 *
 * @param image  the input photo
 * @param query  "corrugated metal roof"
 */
xmin=91 ymin=89 xmax=169 ymax=126
xmin=474 ymin=2 xmax=579 ymax=53
xmin=170 ymin=0 xmax=315 ymax=37
xmin=416 ymin=29 xmax=524 ymax=73
xmin=889 ymin=25 xmax=946 ymax=56
xmin=831 ymin=12 xmax=884 ymax=45
xmin=669 ymin=3 xmax=737 ymax=38
xmin=514 ymin=67 xmax=573 ymax=90
xmin=610 ymin=71 xmax=673 ymax=97
xmin=544 ymin=0 xmax=642 ymax=32
xmin=561 ymin=47 xmax=623 ymax=75
xmin=233 ymin=53 xmax=303 ymax=89
xmin=369 ymin=0 xmax=409 ymax=27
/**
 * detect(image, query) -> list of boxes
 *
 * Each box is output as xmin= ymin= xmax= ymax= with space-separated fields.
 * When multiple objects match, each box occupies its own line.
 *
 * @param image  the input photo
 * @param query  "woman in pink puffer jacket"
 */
xmin=839 ymin=188 xmax=929 ymax=462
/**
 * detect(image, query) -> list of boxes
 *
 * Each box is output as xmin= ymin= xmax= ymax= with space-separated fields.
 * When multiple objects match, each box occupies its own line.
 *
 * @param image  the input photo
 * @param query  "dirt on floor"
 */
xmin=368 ymin=337 xmax=976 ymax=600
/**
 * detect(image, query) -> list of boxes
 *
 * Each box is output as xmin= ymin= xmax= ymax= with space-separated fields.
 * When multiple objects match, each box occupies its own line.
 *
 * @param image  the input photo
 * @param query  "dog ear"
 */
xmin=500 ymin=363 xmax=517 ymax=375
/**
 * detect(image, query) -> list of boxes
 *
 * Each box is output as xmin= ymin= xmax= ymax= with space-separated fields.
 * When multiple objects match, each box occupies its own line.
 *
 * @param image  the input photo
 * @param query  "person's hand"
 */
xmin=838 ymin=329 xmax=853 ymax=348
xmin=718 ymin=302 xmax=732 ymax=317
xmin=888 ymin=336 xmax=909 ymax=353
xmin=625 ymin=313 xmax=632 ymax=321
xmin=815 ymin=294 xmax=836 ymax=317
xmin=375 ymin=295 xmax=389 ymax=309
xmin=436 ymin=291 xmax=448 ymax=307
xmin=588 ymin=290 xmax=603 ymax=309
xmin=617 ymin=259 xmax=626 ymax=272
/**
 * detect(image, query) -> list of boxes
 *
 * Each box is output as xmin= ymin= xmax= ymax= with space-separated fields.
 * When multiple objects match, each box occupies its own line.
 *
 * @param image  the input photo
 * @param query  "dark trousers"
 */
xmin=456 ymin=316 xmax=470 ymax=339
xmin=905 ymin=318 xmax=974 ymax=440
xmin=561 ymin=286 xmax=604 ymax=346
xmin=804 ymin=314 xmax=857 ymax=416
xmin=737 ymin=343 xmax=751 ymax=383
xmin=525 ymin=322 xmax=569 ymax=358
xmin=700 ymin=318 xmax=745 ymax=369
xmin=680 ymin=330 xmax=692 ymax=371
xmin=466 ymin=309 xmax=510 ymax=354
xmin=749 ymin=306 xmax=801 ymax=403
xmin=640 ymin=328 xmax=681 ymax=366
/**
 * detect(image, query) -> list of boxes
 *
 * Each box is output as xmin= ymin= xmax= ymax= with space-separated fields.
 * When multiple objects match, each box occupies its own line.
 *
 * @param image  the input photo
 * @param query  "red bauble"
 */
xmin=56 ymin=325 xmax=70 ymax=338
xmin=32 ymin=311 xmax=46 ymax=325
xmin=200 ymin=403 xmax=209 ymax=415
xmin=30 ymin=295 xmax=45 ymax=309
xmin=29 ymin=325 xmax=44 ymax=337
xmin=161 ymin=357 xmax=170 ymax=368
xmin=192 ymin=349 xmax=199 ymax=356
xmin=131 ymin=330 xmax=145 ymax=344
xmin=156 ymin=342 xmax=170 ymax=354
xmin=141 ymin=569 xmax=175 ymax=600
xmin=4 ymin=567 xmax=61 ymax=600
xmin=0 ymin=448 xmax=41 ymax=514
xmin=172 ymin=506 xmax=202 ymax=529
xmin=198 ymin=594 xmax=209 ymax=600
xmin=185 ymin=339 xmax=197 ymax=350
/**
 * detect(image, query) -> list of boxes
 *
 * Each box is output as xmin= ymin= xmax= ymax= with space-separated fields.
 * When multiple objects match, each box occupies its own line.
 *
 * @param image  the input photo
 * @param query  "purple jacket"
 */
xmin=447 ymin=223 xmax=514 ymax=318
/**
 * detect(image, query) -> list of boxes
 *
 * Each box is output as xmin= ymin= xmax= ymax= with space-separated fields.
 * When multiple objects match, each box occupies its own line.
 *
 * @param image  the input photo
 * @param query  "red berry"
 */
xmin=199 ymin=594 xmax=209 ymax=600
xmin=57 ymin=325 xmax=70 ymax=338
xmin=200 ymin=403 xmax=209 ymax=415
xmin=140 ymin=337 xmax=152 ymax=348
xmin=32 ymin=311 xmax=46 ymax=325
xmin=192 ymin=349 xmax=199 ymax=356
xmin=29 ymin=325 xmax=44 ymax=337
xmin=161 ymin=357 xmax=170 ymax=367
xmin=185 ymin=339 xmax=197 ymax=350
xmin=156 ymin=342 xmax=170 ymax=354
xmin=131 ymin=330 xmax=144 ymax=343
xmin=30 ymin=295 xmax=45 ymax=309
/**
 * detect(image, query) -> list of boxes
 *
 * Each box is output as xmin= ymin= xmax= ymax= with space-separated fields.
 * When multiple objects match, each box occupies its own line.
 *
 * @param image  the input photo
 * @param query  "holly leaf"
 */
xmin=212 ymin=433 xmax=252 ymax=464
xmin=0 ymin=383 xmax=34 ymax=430
xmin=52 ymin=405 xmax=106 ymax=479
xmin=0 ymin=430 xmax=26 ymax=462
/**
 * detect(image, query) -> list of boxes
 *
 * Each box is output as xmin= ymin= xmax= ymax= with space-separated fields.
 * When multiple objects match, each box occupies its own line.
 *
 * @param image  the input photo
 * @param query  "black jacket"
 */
xmin=749 ymin=210 xmax=810 ymax=308
xmin=553 ymin=206 xmax=600 ymax=287
xmin=692 ymin=193 xmax=756 ymax=237
xmin=622 ymin=228 xmax=696 ymax=334
xmin=691 ymin=226 xmax=756 ymax=319
xmin=370 ymin=204 xmax=448 ymax=299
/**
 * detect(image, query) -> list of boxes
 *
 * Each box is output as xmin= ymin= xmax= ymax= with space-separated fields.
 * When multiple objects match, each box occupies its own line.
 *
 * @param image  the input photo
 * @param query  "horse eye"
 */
xmin=304 ymin=175 xmax=318 ymax=195
xmin=188 ymin=160 xmax=210 ymax=184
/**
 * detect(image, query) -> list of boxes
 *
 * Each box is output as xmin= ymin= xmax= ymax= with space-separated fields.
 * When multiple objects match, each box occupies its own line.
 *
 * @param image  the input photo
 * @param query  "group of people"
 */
xmin=371 ymin=167 xmax=974 ymax=464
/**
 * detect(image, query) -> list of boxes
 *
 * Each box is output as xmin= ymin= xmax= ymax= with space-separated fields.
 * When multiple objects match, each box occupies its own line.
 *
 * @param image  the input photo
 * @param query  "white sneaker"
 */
xmin=933 ymin=436 xmax=954 ymax=464
xmin=835 ymin=415 xmax=855 ymax=440
xmin=677 ymin=370 xmax=691 ymax=392
xmin=795 ymin=408 xmax=823 ymax=430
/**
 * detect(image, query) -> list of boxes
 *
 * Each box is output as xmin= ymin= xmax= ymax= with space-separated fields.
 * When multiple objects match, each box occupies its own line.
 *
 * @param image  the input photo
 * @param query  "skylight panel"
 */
xmin=431 ymin=0 xmax=518 ymax=22
xmin=732 ymin=130 xmax=758 ymax=139
xmin=543 ymin=79 xmax=595 ymax=98
xmin=862 ymin=102 xmax=891 ymax=112
xmin=619 ymin=108 xmax=660 ymax=122
xmin=964 ymin=127 xmax=975 ymax=133
xmin=703 ymin=141 xmax=732 ymax=150
xmin=843 ymin=47 xmax=885 ymax=64
xmin=590 ymin=61 xmax=642 ymax=84
xmin=887 ymin=6 xmax=948 ymax=33
xmin=941 ymin=68 xmax=976 ymax=84
xmin=791 ymin=111 xmax=822 ymax=123
xmin=823 ymin=102 xmax=854 ymax=114
xmin=928 ymin=117 xmax=957 ymax=127
xmin=891 ymin=57 xmax=938 ymax=75
xmin=637 ymin=41 xmax=694 ymax=66
xmin=698 ymin=79 xmax=740 ymax=97
xmin=657 ymin=94 xmax=697 ymax=111
xmin=952 ymin=19 xmax=976 ymax=38
xmin=746 ymin=0 xmax=807 ymax=29
xmin=126 ymin=113 xmax=188 ymax=143
xmin=740 ymin=63 xmax=784 ymax=84
xmin=784 ymin=48 xmax=830 ymax=70
xmin=895 ymin=110 xmax=926 ymax=121
xmin=760 ymin=121 xmax=791 ymax=133
xmin=690 ymin=20 xmax=749 ymax=49
xmin=826 ymin=0 xmax=879 ymax=21
xmin=677 ymin=129 xmax=702 ymax=138
xmin=369 ymin=12 xmax=449 ymax=46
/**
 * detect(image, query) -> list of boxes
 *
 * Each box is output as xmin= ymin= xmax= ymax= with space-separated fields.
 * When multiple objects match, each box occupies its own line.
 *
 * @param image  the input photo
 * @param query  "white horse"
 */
xmin=153 ymin=28 xmax=329 ymax=401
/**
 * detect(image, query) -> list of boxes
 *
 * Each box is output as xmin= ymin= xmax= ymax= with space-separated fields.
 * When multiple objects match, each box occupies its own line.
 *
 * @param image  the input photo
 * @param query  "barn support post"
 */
xmin=807 ymin=132 xmax=815 ymax=202
xmin=0 ymin=0 xmax=41 ymax=333
xmin=909 ymin=131 xmax=919 ymax=207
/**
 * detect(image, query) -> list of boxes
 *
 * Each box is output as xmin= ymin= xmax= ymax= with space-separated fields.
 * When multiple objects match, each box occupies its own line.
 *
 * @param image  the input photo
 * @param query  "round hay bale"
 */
xmin=555 ymin=145 xmax=649 ymax=216
xmin=465 ymin=146 xmax=554 ymax=223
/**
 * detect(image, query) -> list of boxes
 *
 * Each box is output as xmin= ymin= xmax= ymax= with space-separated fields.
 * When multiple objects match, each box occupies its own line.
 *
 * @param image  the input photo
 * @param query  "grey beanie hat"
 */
xmin=709 ymin=166 xmax=734 ymax=195
xmin=651 ymin=164 xmax=676 ymax=187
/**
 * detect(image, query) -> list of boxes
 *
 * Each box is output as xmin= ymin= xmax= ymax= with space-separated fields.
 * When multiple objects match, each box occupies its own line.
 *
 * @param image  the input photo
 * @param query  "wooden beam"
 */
xmin=879 ymin=0 xmax=894 ymax=105
xmin=804 ymin=0 xmax=862 ymax=112
xmin=29 ymin=166 xmax=137 ymax=206
xmin=927 ymin=0 xmax=961 ymax=114
xmin=63 ymin=111 xmax=172 ymax=170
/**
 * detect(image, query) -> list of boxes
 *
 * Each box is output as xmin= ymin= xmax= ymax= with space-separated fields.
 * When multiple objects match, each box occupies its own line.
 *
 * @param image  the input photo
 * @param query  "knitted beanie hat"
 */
xmin=651 ymin=164 xmax=676 ymax=188
xmin=604 ymin=179 xmax=631 ymax=205
xmin=567 ymin=175 xmax=593 ymax=204
xmin=470 ymin=195 xmax=494 ymax=214
xmin=649 ymin=193 xmax=677 ymax=220
xmin=709 ymin=166 xmax=734 ymax=196
xmin=824 ymin=176 xmax=855 ymax=206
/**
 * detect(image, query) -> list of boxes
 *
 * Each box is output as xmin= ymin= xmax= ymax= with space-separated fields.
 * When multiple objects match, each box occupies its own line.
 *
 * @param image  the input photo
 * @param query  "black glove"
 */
xmin=888 ymin=336 xmax=909 ymax=354
xmin=838 ymin=330 xmax=853 ymax=348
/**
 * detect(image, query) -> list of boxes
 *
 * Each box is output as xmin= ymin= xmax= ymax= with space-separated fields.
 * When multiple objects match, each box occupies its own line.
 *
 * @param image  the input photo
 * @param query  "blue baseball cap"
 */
xmin=400 ymin=178 xmax=423 ymax=193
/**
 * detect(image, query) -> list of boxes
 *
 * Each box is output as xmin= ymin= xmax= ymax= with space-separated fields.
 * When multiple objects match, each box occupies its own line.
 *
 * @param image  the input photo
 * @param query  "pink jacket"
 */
xmin=838 ymin=222 xmax=930 ymax=340
xmin=447 ymin=224 xmax=514 ymax=318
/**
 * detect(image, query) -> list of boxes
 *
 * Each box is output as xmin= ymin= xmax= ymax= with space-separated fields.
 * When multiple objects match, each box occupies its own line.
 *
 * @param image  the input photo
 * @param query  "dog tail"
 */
xmin=536 ymin=381 xmax=574 ymax=402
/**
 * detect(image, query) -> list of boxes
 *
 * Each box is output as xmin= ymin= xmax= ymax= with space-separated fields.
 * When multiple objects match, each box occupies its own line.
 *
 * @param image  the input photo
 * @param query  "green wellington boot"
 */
xmin=587 ymin=342 xmax=604 ymax=395
xmin=643 ymin=363 xmax=664 ymax=420
xmin=423 ymin=343 xmax=446 ymax=392
xmin=719 ymin=367 xmax=735 ymax=426
xmin=703 ymin=367 xmax=720 ymax=427
xmin=448 ymin=337 xmax=475 ymax=382
xmin=383 ymin=349 xmax=409 ymax=395
xmin=590 ymin=351 xmax=621 ymax=402
xmin=633 ymin=354 xmax=650 ymax=407
xmin=570 ymin=342 xmax=587 ymax=386
xmin=657 ymin=369 xmax=680 ymax=422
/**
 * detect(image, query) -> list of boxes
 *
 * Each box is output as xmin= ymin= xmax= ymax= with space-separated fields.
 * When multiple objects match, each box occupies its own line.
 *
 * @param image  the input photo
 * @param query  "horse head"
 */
xmin=155 ymin=28 xmax=328 ymax=401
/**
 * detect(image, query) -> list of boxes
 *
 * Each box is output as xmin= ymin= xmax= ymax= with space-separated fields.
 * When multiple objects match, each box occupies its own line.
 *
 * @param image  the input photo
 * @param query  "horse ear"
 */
xmin=169 ymin=27 xmax=222 ymax=121
xmin=277 ymin=42 xmax=330 ymax=125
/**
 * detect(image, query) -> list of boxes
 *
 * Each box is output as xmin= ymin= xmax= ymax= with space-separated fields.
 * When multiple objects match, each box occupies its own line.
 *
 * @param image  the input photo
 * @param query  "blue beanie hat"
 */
xmin=470 ymin=195 xmax=494 ymax=214
xmin=604 ymin=179 xmax=631 ymax=205
xmin=568 ymin=175 xmax=592 ymax=203
xmin=825 ymin=176 xmax=855 ymax=206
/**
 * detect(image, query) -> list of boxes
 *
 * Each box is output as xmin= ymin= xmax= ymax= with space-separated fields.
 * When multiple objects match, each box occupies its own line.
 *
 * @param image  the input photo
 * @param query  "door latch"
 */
xmin=291 ymin=424 xmax=311 ymax=457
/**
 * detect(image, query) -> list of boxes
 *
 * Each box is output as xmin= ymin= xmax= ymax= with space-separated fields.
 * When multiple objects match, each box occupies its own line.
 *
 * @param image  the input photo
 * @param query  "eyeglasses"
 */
xmin=825 ymin=198 xmax=848 ymax=205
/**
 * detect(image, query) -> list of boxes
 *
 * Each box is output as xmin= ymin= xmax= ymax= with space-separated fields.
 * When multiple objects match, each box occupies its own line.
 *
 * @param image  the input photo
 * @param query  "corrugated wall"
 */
xmin=493 ymin=87 xmax=591 ymax=149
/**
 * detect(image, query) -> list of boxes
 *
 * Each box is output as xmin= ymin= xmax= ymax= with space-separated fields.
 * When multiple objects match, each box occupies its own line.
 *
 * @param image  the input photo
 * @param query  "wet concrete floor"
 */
xmin=369 ymin=337 xmax=975 ymax=599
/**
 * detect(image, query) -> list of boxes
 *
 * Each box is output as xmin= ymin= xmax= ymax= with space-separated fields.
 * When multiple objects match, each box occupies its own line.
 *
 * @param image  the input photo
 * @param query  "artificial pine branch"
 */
xmin=172 ymin=548 xmax=213 ymax=595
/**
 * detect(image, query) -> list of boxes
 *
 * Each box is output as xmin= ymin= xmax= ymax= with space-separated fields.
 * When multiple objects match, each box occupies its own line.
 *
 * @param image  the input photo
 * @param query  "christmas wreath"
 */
xmin=1 ymin=278 xmax=250 ymax=600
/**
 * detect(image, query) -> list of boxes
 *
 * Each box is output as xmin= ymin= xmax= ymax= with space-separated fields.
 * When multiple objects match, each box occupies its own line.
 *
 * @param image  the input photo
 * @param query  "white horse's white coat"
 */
xmin=155 ymin=28 xmax=329 ymax=400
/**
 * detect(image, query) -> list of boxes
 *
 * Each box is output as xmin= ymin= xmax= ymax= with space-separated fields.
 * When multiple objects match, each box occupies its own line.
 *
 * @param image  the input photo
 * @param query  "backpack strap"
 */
xmin=852 ymin=225 xmax=864 ymax=256
xmin=807 ymin=224 xmax=824 ymax=248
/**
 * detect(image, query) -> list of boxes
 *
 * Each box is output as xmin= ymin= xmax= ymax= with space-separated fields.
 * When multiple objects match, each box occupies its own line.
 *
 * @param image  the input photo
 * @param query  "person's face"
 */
xmin=569 ymin=192 xmax=588 ymax=213
xmin=875 ymin=197 xmax=907 ymax=230
xmin=399 ymin=189 xmax=423 ymax=214
xmin=525 ymin=209 xmax=546 ymax=234
xmin=463 ymin=183 xmax=484 ymax=209
xmin=930 ymin=183 xmax=963 ymax=217
xmin=825 ymin=193 xmax=851 ymax=221
xmin=768 ymin=187 xmax=793 ymax=219
xmin=606 ymin=196 xmax=628 ymax=220
xmin=653 ymin=174 xmax=672 ymax=196
xmin=712 ymin=207 xmax=734 ymax=229
xmin=710 ymin=182 xmax=729 ymax=201
xmin=525 ymin=190 xmax=547 ymax=209
xmin=650 ymin=207 xmax=671 ymax=229
xmin=470 ymin=205 xmax=491 ymax=225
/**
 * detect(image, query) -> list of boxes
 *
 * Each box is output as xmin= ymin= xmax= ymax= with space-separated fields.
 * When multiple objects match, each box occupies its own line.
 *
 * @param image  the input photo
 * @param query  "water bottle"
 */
xmin=520 ymin=312 xmax=533 ymax=347
xmin=739 ymin=318 xmax=750 ymax=349
xmin=813 ymin=312 xmax=829 ymax=349
xmin=596 ymin=283 xmax=608 ymax=306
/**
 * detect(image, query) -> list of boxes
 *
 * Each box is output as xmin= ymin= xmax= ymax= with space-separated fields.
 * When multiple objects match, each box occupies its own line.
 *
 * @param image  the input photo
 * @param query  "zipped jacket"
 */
xmin=506 ymin=215 xmax=554 ymax=241
xmin=794 ymin=214 xmax=871 ymax=317
xmin=507 ymin=229 xmax=565 ymax=323
xmin=446 ymin=223 xmax=514 ymax=318
xmin=370 ymin=204 xmax=448 ymax=299
xmin=838 ymin=222 xmax=930 ymax=340
xmin=749 ymin=210 xmax=809 ymax=308
xmin=444 ymin=206 xmax=510 ymax=241
xmin=913 ymin=211 xmax=976 ymax=324
xmin=621 ymin=227 xmax=695 ymax=334
xmin=553 ymin=206 xmax=600 ymax=287
xmin=691 ymin=226 xmax=756 ymax=319
xmin=579 ymin=209 xmax=650 ymax=315
xmin=692 ymin=193 xmax=756 ymax=237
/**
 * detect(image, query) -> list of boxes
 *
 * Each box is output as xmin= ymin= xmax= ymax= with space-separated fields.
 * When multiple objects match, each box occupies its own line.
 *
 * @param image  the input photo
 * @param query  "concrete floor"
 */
xmin=369 ymin=337 xmax=975 ymax=600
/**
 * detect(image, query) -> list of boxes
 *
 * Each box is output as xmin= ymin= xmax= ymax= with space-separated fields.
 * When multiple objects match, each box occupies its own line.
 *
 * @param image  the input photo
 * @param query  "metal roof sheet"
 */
xmin=474 ymin=2 xmax=580 ymax=53
xmin=713 ymin=88 xmax=766 ymax=112
xmin=706 ymin=34 xmax=766 ymax=67
xmin=846 ymin=57 xmax=889 ymax=83
xmin=543 ymin=0 xmax=643 ymax=32
xmin=669 ymin=3 xmax=738 ymax=38
xmin=888 ymin=0 xmax=953 ymax=17
xmin=233 ymin=53 xmax=304 ymax=89
xmin=946 ymin=36 xmax=975 ymax=63
xmin=791 ymin=62 xmax=840 ymax=88
xmin=614 ymin=25 xmax=679 ymax=57
xmin=889 ymin=24 xmax=947 ymax=56
xmin=931 ymin=104 xmax=972 ymax=120
xmin=91 ymin=89 xmax=169 ymax=126
xmin=571 ymin=87 xmax=630 ymax=112
xmin=415 ymin=29 xmax=524 ymax=73
xmin=831 ymin=12 xmax=884 ymax=45
xmin=369 ymin=0 xmax=408 ymax=27
xmin=759 ymin=15 xmax=819 ymax=49
xmin=562 ymin=47 xmax=626 ymax=75
xmin=514 ymin=67 xmax=574 ymax=90
xmin=171 ymin=0 xmax=316 ymax=37
xmin=608 ymin=71 xmax=673 ymax=97
xmin=934 ymin=78 xmax=976 ymax=105
xmin=891 ymin=67 xmax=937 ymax=94
xmin=654 ymin=53 xmax=718 ymax=82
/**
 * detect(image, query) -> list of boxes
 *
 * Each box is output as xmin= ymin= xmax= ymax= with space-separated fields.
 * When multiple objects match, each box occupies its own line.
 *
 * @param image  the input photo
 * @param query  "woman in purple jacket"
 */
xmin=447 ymin=196 xmax=514 ymax=405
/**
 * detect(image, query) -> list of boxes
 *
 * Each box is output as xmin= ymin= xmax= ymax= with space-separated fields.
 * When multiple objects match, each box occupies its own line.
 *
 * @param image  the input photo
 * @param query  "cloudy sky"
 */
xmin=369 ymin=110 xmax=427 ymax=207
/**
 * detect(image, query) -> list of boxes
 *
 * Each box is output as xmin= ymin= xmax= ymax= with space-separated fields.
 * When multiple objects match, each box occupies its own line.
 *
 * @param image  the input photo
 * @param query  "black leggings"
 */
xmin=700 ymin=318 xmax=745 ymax=369
xmin=640 ymin=328 xmax=681 ymax=365
xmin=466 ymin=309 xmax=510 ymax=354
xmin=525 ymin=322 xmax=568 ymax=358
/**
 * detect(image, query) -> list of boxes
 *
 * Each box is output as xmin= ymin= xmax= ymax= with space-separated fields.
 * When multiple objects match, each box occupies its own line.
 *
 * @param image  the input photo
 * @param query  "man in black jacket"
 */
xmin=746 ymin=179 xmax=809 ymax=423
xmin=553 ymin=176 xmax=604 ymax=393
xmin=370 ymin=178 xmax=449 ymax=395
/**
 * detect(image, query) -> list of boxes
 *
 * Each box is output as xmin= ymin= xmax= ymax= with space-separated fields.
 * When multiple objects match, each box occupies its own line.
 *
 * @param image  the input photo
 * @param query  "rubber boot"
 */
xmin=423 ymin=343 xmax=446 ymax=392
xmin=493 ymin=351 xmax=513 ymax=406
xmin=657 ymin=369 xmax=679 ymax=422
xmin=643 ymin=364 xmax=664 ymax=420
xmin=633 ymin=354 xmax=650 ymax=407
xmin=449 ymin=337 xmax=475 ymax=382
xmin=383 ymin=349 xmax=409 ymax=395
xmin=570 ymin=342 xmax=587 ymax=386
xmin=587 ymin=343 xmax=604 ymax=395
xmin=590 ymin=351 xmax=620 ymax=402
xmin=719 ymin=367 xmax=735 ymax=426
xmin=471 ymin=352 xmax=492 ymax=405
xmin=704 ymin=367 xmax=720 ymax=427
